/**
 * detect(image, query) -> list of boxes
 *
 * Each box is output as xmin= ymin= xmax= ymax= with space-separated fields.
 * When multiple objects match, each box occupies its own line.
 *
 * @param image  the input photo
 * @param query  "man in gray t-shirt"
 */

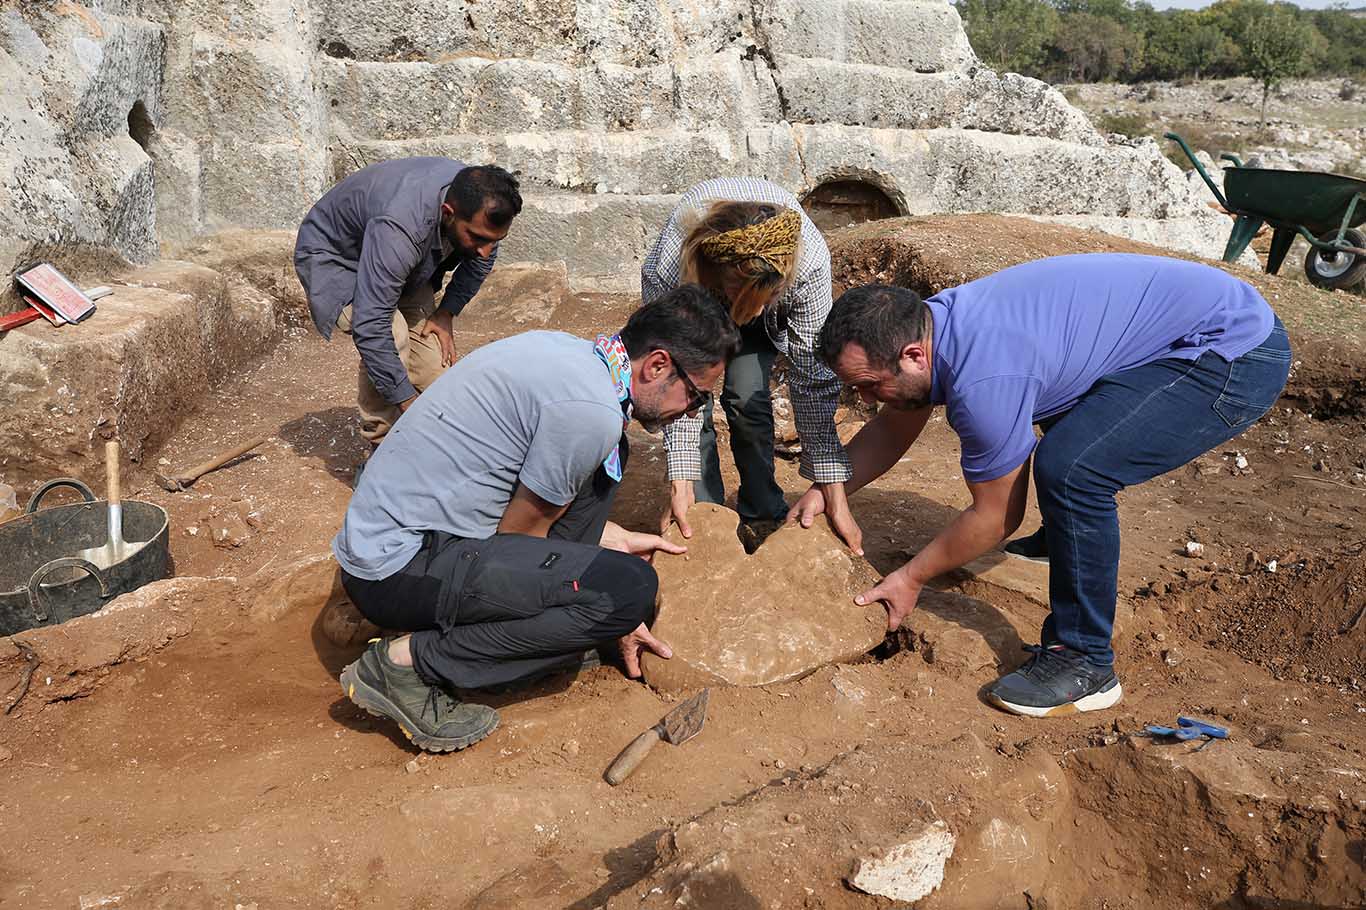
xmin=336 ymin=285 xmax=740 ymax=754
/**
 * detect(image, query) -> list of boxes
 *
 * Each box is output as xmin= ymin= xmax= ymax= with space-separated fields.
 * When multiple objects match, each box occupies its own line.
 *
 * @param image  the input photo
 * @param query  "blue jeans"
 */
xmin=697 ymin=318 xmax=789 ymax=523
xmin=1034 ymin=319 xmax=1291 ymax=666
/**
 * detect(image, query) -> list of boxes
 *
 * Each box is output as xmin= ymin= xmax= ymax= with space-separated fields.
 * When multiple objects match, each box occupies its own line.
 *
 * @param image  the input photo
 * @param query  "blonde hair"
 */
xmin=679 ymin=201 xmax=803 ymax=325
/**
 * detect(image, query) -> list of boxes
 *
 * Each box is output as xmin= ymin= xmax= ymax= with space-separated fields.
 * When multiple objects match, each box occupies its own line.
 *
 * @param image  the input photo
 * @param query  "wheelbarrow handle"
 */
xmin=26 ymin=557 xmax=111 ymax=625
xmin=1164 ymin=132 xmax=1228 ymax=210
xmin=25 ymin=478 xmax=97 ymax=513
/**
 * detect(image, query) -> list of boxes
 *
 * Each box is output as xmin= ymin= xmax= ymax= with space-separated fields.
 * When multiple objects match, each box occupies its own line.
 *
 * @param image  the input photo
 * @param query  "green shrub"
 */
xmin=1095 ymin=112 xmax=1151 ymax=138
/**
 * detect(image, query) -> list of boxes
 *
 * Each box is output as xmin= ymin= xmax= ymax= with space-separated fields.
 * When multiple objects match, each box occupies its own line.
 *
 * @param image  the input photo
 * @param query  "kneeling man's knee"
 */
xmin=583 ymin=550 xmax=660 ymax=630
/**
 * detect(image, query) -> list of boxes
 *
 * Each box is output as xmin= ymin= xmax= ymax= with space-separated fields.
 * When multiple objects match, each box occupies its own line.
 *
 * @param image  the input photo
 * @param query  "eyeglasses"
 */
xmin=667 ymin=353 xmax=711 ymax=413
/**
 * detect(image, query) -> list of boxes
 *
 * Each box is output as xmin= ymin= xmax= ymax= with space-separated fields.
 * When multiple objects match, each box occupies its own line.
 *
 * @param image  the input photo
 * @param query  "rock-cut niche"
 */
xmin=127 ymin=100 xmax=154 ymax=151
xmin=801 ymin=179 xmax=901 ymax=233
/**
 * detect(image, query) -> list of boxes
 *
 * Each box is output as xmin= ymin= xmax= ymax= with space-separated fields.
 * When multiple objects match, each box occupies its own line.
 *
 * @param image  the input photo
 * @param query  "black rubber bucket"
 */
xmin=0 ymin=479 xmax=170 ymax=637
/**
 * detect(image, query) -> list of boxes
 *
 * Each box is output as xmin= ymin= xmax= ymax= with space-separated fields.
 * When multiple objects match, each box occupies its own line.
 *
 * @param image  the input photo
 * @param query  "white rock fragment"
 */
xmin=1185 ymin=541 xmax=1205 ymax=558
xmin=1234 ymin=453 xmax=1250 ymax=472
xmin=1266 ymin=559 xmax=1278 ymax=573
xmin=847 ymin=820 xmax=955 ymax=902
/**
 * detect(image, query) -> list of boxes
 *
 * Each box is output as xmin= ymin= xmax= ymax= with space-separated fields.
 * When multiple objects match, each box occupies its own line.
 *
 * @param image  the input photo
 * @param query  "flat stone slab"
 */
xmin=947 ymin=554 xmax=1048 ymax=606
xmin=641 ymin=503 xmax=886 ymax=692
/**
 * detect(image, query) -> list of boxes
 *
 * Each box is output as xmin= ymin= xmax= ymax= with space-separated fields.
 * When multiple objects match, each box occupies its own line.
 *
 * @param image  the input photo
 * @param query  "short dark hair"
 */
xmin=446 ymin=165 xmax=523 ymax=227
xmin=620 ymin=284 xmax=741 ymax=374
xmin=817 ymin=284 xmax=930 ymax=371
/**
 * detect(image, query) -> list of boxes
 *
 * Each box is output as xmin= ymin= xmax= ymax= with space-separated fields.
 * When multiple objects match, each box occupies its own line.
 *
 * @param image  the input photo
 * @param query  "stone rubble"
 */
xmin=846 ymin=820 xmax=955 ymax=902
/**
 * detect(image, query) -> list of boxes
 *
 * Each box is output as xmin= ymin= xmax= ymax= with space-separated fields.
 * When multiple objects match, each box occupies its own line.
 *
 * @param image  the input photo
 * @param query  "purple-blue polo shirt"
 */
xmin=926 ymin=254 xmax=1275 ymax=483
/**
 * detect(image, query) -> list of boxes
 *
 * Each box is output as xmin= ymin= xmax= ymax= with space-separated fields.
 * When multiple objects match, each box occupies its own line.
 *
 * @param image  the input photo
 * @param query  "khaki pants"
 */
xmin=337 ymin=285 xmax=446 ymax=444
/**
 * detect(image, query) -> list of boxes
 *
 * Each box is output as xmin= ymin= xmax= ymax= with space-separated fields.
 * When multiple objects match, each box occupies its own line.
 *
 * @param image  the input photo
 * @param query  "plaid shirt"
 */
xmin=640 ymin=177 xmax=852 ymax=485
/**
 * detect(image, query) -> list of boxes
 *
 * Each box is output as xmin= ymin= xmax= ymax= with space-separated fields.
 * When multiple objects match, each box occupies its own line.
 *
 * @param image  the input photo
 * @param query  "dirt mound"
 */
xmin=1179 ymin=545 xmax=1366 ymax=684
xmin=613 ymin=734 xmax=1366 ymax=910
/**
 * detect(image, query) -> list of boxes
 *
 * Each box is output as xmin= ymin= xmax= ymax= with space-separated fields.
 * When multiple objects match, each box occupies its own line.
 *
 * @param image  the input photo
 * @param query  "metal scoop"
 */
xmin=77 ymin=440 xmax=147 ymax=569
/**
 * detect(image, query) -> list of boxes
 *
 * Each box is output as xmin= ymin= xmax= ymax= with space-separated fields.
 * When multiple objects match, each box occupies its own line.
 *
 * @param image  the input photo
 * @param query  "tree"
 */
xmin=957 ymin=0 xmax=1059 ymax=76
xmin=1308 ymin=7 xmax=1366 ymax=76
xmin=1051 ymin=11 xmax=1145 ymax=82
xmin=1237 ymin=2 xmax=1315 ymax=128
xmin=1186 ymin=22 xmax=1235 ymax=80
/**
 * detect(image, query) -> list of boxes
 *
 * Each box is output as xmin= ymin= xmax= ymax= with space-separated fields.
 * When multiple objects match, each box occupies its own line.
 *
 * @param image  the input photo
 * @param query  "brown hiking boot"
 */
xmin=339 ymin=639 xmax=498 ymax=752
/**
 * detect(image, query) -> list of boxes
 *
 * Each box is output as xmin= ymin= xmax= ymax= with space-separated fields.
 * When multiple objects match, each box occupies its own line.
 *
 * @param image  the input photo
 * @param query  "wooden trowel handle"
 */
xmin=105 ymin=439 xmax=121 ymax=507
xmin=604 ymin=725 xmax=663 ymax=786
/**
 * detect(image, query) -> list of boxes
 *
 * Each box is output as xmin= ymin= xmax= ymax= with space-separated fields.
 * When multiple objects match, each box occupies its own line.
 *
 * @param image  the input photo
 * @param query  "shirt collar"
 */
xmin=926 ymin=298 xmax=948 ymax=406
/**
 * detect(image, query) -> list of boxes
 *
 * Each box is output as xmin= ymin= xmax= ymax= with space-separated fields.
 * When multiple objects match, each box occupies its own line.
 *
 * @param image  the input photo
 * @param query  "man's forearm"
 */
xmin=904 ymin=505 xmax=1009 ymax=585
xmin=599 ymin=520 xmax=625 ymax=549
xmin=440 ymin=253 xmax=495 ymax=315
xmin=840 ymin=407 xmax=932 ymax=496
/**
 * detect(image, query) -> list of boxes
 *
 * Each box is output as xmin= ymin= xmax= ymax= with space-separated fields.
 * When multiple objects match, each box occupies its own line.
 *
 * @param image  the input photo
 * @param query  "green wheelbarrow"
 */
xmin=1167 ymin=132 xmax=1366 ymax=290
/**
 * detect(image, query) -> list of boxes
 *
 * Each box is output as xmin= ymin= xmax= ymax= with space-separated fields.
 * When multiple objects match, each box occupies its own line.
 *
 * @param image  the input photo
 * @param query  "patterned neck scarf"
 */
xmin=593 ymin=333 xmax=633 ymax=481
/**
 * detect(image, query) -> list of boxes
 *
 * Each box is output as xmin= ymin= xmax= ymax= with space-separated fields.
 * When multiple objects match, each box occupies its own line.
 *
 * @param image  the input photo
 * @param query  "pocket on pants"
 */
xmin=457 ymin=534 xmax=599 ymax=623
xmin=1212 ymin=343 xmax=1290 ymax=429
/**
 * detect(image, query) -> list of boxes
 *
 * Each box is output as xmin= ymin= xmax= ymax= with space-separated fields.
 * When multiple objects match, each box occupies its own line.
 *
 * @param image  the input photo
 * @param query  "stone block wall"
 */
xmin=1 ymin=4 xmax=164 ymax=288
xmin=2 ymin=0 xmax=1234 ymax=293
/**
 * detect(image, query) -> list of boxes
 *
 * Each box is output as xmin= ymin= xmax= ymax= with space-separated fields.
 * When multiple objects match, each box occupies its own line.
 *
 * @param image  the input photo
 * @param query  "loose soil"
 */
xmin=2 ymin=226 xmax=1365 ymax=909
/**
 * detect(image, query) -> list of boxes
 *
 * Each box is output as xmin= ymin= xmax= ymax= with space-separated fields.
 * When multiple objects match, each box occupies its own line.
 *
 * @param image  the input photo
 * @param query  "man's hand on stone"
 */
xmin=602 ymin=521 xmax=687 ymax=561
xmin=787 ymin=483 xmax=865 ymax=556
xmin=819 ymin=481 xmax=864 ymax=556
xmin=419 ymin=309 xmax=457 ymax=367
xmin=855 ymin=565 xmax=924 ymax=631
xmin=660 ymin=479 xmax=696 ymax=538
xmin=787 ymin=484 xmax=825 ymax=525
xmin=619 ymin=622 xmax=673 ymax=678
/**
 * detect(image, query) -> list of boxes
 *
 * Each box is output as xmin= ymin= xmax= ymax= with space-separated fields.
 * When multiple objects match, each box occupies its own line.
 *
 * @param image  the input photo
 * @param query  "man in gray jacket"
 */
xmin=294 ymin=157 xmax=522 ymax=443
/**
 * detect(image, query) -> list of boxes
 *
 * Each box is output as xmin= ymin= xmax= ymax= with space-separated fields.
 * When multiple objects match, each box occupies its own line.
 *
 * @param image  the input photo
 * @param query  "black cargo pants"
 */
xmin=341 ymin=439 xmax=658 ymax=690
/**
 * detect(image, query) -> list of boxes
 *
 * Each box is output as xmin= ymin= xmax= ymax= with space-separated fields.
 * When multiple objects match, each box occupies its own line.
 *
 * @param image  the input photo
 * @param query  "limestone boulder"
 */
xmin=0 ymin=260 xmax=277 ymax=493
xmin=166 ymin=229 xmax=308 ymax=325
xmin=641 ymin=503 xmax=886 ymax=691
xmin=0 ymin=5 xmax=164 ymax=280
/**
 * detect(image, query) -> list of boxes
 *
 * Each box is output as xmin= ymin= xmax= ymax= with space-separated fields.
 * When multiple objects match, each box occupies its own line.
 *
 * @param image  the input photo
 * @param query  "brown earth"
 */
xmin=2 ymin=218 xmax=1365 ymax=909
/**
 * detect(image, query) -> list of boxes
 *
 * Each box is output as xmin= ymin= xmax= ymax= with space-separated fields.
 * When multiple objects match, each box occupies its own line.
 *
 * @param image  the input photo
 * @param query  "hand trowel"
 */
xmin=604 ymin=688 xmax=710 ymax=786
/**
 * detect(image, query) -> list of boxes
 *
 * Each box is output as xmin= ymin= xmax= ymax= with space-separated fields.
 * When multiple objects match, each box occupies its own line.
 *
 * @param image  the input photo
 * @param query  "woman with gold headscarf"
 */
xmin=641 ymin=177 xmax=862 ymax=554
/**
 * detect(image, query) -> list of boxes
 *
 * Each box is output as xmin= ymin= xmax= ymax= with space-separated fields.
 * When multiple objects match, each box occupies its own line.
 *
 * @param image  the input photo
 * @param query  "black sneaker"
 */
xmin=1003 ymin=526 xmax=1049 ymax=564
xmin=988 ymin=644 xmax=1123 ymax=717
xmin=340 ymin=639 xmax=499 ymax=752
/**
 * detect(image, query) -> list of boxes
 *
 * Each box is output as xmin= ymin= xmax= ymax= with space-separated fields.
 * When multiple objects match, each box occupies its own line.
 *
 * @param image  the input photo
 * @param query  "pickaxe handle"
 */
xmin=604 ymin=724 xmax=663 ymax=786
xmin=0 ymin=309 xmax=42 ymax=333
xmin=173 ymin=435 xmax=269 ymax=486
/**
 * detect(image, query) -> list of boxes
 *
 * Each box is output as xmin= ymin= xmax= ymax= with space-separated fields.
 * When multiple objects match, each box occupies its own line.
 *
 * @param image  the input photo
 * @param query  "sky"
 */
xmin=1148 ymin=0 xmax=1354 ymax=7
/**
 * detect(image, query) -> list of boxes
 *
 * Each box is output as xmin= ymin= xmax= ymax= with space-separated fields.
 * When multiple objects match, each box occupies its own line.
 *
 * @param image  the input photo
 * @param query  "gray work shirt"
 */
xmin=333 ymin=331 xmax=626 ymax=580
xmin=294 ymin=156 xmax=498 ymax=404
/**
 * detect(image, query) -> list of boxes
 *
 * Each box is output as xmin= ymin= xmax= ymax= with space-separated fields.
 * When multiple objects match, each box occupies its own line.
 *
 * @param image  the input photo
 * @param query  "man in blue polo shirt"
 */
xmin=798 ymin=254 xmax=1290 ymax=716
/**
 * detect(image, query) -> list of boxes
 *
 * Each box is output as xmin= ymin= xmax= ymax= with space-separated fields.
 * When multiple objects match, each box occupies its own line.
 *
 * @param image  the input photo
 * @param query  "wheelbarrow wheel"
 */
xmin=1304 ymin=228 xmax=1366 ymax=290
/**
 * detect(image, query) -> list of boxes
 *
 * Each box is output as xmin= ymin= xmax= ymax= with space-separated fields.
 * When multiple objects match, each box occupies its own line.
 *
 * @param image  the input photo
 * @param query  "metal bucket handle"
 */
xmin=27 ymin=557 xmax=111 ymax=625
xmin=26 ymin=478 xmax=97 ymax=513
